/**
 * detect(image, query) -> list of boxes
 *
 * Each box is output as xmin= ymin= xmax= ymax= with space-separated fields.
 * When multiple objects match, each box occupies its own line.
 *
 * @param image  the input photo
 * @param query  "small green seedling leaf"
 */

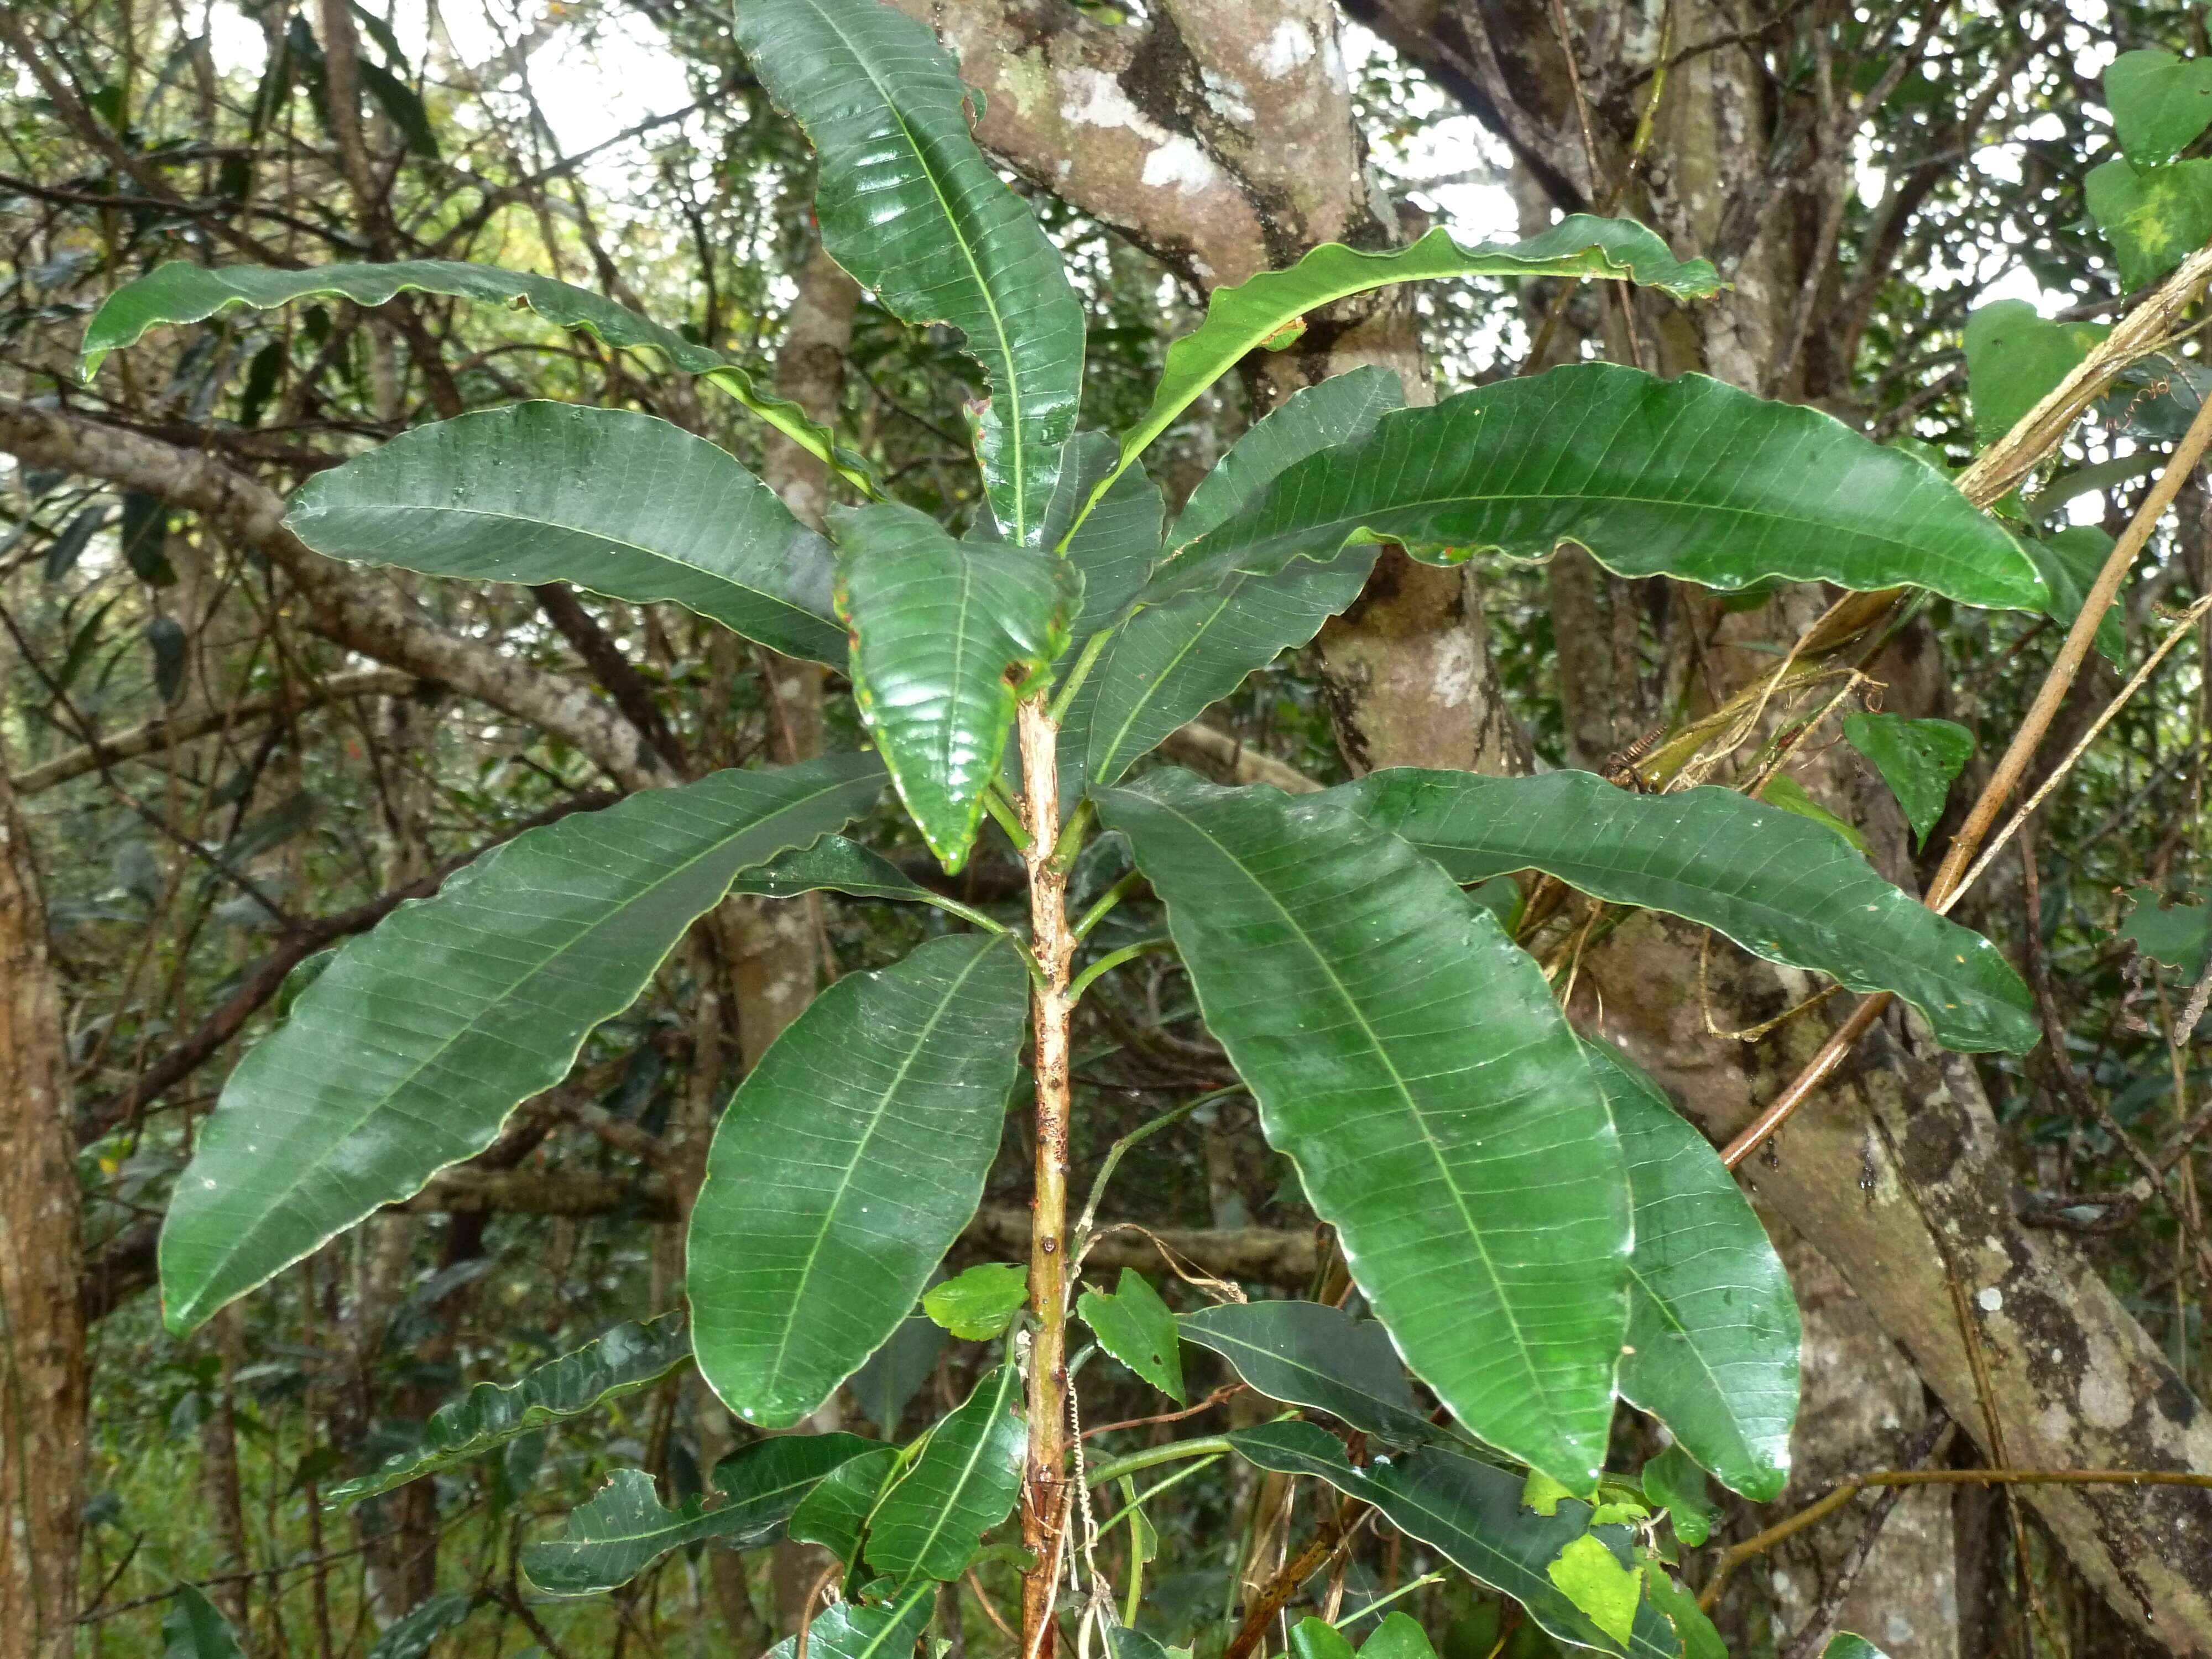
xmin=1547 ymin=1534 xmax=1644 ymax=1647
xmin=1842 ymin=713 xmax=1974 ymax=848
xmin=1639 ymin=1444 xmax=1718 ymax=1548
xmin=1078 ymin=1269 xmax=1185 ymax=1403
xmin=924 ymin=1263 xmax=1030 ymax=1341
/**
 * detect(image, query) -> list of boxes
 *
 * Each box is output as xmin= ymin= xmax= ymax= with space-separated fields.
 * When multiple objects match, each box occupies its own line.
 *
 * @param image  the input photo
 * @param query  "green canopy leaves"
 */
xmin=286 ymin=402 xmax=845 ymax=664
xmin=1139 ymin=363 xmax=2045 ymax=614
xmin=159 ymin=755 xmax=887 ymax=1334
xmin=1342 ymin=767 xmax=2038 ymax=1053
xmin=688 ymin=933 xmax=1027 ymax=1428
xmin=1097 ymin=770 xmax=1630 ymax=1484
xmin=732 ymin=0 xmax=1084 ymax=540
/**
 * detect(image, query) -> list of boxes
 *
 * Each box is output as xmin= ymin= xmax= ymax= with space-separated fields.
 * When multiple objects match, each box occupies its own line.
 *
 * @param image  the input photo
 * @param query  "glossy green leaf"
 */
xmin=160 ymin=755 xmax=886 ymax=1334
xmin=523 ymin=1435 xmax=877 ymax=1595
xmin=1587 ymin=1043 xmax=1799 ymax=1500
xmin=1176 ymin=1300 xmax=1438 ymax=1446
xmin=865 ymin=1363 xmax=1025 ymax=1584
xmin=80 ymin=259 xmax=863 ymax=486
xmin=2119 ymin=884 xmax=2212 ymax=978
xmin=286 ymin=403 xmax=844 ymax=664
xmin=850 ymin=1312 xmax=951 ymax=1435
xmin=1759 ymin=774 xmax=1869 ymax=855
xmin=1097 ymin=771 xmax=1630 ymax=1484
xmin=1290 ymin=1619 xmax=1357 ymax=1659
xmin=790 ymin=1444 xmax=902 ymax=1565
xmin=1342 ymin=767 xmax=2038 ymax=1055
xmin=1842 ymin=712 xmax=1974 ymax=847
xmin=1227 ymin=1422 xmax=1679 ymax=1659
xmin=1549 ymin=1535 xmax=1644 ymax=1646
xmin=1641 ymin=1561 xmax=1727 ymax=1659
xmin=727 ymin=836 xmax=936 ymax=905
xmin=1051 ymin=431 xmax=1165 ymax=642
xmin=1357 ymin=1613 xmax=1440 ymax=1659
xmin=1139 ymin=362 xmax=2045 ymax=615
xmin=924 ymin=1263 xmax=1030 ymax=1340
xmin=762 ymin=1587 xmax=937 ymax=1659
xmin=1064 ymin=367 xmax=1402 ymax=796
xmin=328 ymin=1312 xmax=691 ymax=1503
xmin=689 ymin=932 xmax=1028 ymax=1428
xmin=733 ymin=0 xmax=1084 ymax=540
xmin=1079 ymin=1269 xmax=1184 ymax=1402
xmin=2086 ymin=157 xmax=2212 ymax=291
xmin=1108 ymin=217 xmax=1719 ymax=499
xmin=164 ymin=1585 xmax=247 ymax=1659
xmin=1639 ymin=1444 xmax=1717 ymax=1550
xmin=832 ymin=502 xmax=1066 ymax=870
xmin=2021 ymin=525 xmax=2125 ymax=665
xmin=1963 ymin=301 xmax=2108 ymax=447
xmin=366 ymin=1594 xmax=473 ymax=1659
xmin=2106 ymin=49 xmax=2212 ymax=168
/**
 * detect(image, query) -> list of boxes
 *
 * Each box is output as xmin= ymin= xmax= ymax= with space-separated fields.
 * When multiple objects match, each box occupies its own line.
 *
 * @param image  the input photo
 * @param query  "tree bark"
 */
xmin=0 ymin=757 xmax=87 ymax=1659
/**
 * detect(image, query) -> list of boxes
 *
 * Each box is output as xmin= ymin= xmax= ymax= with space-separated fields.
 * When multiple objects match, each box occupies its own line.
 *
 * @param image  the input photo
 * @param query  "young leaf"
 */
xmin=164 ymin=1585 xmax=247 ymax=1659
xmin=1096 ymin=771 xmax=1631 ymax=1485
xmin=2105 ymin=49 xmax=2212 ymax=168
xmin=1139 ymin=362 xmax=2046 ymax=615
xmin=832 ymin=502 xmax=1067 ymax=870
xmin=523 ymin=1436 xmax=876 ymax=1595
xmin=1288 ymin=1619 xmax=1357 ymax=1659
xmin=1176 ymin=1300 xmax=1438 ymax=1446
xmin=2086 ymin=157 xmax=2212 ymax=292
xmin=789 ymin=1444 xmax=902 ymax=1565
xmin=160 ymin=755 xmax=886 ymax=1334
xmin=732 ymin=0 xmax=1084 ymax=540
xmin=1637 ymin=1444 xmax=1718 ymax=1549
xmin=1962 ymin=301 xmax=2108 ymax=448
xmin=364 ymin=1593 xmax=472 ymax=1659
xmin=1547 ymin=1534 xmax=1644 ymax=1647
xmin=1842 ymin=712 xmax=1974 ymax=847
xmin=1342 ymin=767 xmax=2039 ymax=1055
xmin=1110 ymin=217 xmax=1718 ymax=497
xmin=2020 ymin=525 xmax=2125 ymax=665
xmin=1357 ymin=1613 xmax=1440 ymax=1659
xmin=1641 ymin=1559 xmax=1728 ymax=1659
xmin=924 ymin=1263 xmax=1030 ymax=1341
xmin=689 ymin=932 xmax=1028 ymax=1428
xmin=1064 ymin=367 xmax=1405 ymax=795
xmin=1588 ymin=1041 xmax=1799 ymax=1500
xmin=81 ymin=259 xmax=863 ymax=486
xmin=761 ymin=1588 xmax=937 ymax=1659
xmin=286 ymin=403 xmax=844 ymax=664
xmin=865 ymin=1363 xmax=1025 ymax=1585
xmin=1227 ymin=1421 xmax=1679 ymax=1659
xmin=1759 ymin=774 xmax=1869 ymax=854
xmin=328 ymin=1312 xmax=692 ymax=1503
xmin=1078 ymin=1269 xmax=1185 ymax=1402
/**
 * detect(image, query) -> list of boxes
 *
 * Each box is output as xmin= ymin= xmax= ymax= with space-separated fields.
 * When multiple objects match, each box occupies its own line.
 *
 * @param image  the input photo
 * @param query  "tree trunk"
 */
xmin=0 ymin=756 xmax=88 ymax=1659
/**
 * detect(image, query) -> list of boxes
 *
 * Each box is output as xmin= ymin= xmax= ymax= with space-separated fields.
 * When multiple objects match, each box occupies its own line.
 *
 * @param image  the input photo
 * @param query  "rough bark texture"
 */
xmin=0 ymin=758 xmax=87 ymax=1659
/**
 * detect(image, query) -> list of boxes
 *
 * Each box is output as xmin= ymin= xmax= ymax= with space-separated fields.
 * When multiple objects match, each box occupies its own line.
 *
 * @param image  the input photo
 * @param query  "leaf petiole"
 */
xmin=1066 ymin=937 xmax=1174 ymax=1006
xmin=1048 ymin=624 xmax=1118 ymax=723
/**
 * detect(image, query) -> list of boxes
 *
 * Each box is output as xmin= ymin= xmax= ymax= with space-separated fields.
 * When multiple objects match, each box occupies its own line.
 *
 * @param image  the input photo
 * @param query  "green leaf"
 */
xmin=832 ymin=502 xmax=1066 ymax=870
xmin=160 ymin=755 xmax=886 ymax=1334
xmin=1548 ymin=1534 xmax=1644 ymax=1647
xmin=1640 ymin=1561 xmax=1728 ymax=1659
xmin=865 ymin=1363 xmax=1025 ymax=1585
xmin=328 ymin=1312 xmax=691 ymax=1503
xmin=1521 ymin=1470 xmax=1578 ymax=1516
xmin=1590 ymin=1042 xmax=1798 ymax=1500
xmin=789 ymin=1444 xmax=902 ymax=1565
xmin=762 ymin=1588 xmax=937 ymax=1659
xmin=1357 ymin=1613 xmax=1439 ymax=1659
xmin=1096 ymin=771 xmax=1631 ymax=1485
xmin=1842 ymin=712 xmax=1974 ymax=847
xmin=1175 ymin=1300 xmax=1439 ymax=1446
xmin=1108 ymin=218 xmax=1719 ymax=500
xmin=2021 ymin=525 xmax=2125 ymax=665
xmin=690 ymin=932 xmax=1028 ymax=1428
xmin=2086 ymin=156 xmax=2212 ymax=292
xmin=1227 ymin=1421 xmax=1679 ymax=1659
xmin=728 ymin=836 xmax=936 ymax=905
xmin=1759 ymin=774 xmax=1869 ymax=855
xmin=80 ymin=259 xmax=863 ymax=486
xmin=164 ymin=1585 xmax=247 ymax=1659
xmin=524 ymin=1436 xmax=877 ymax=1595
xmin=850 ymin=1311 xmax=951 ymax=1434
xmin=1052 ymin=431 xmax=1165 ymax=643
xmin=1078 ymin=1269 xmax=1185 ymax=1402
xmin=1638 ymin=1444 xmax=1718 ymax=1550
xmin=286 ymin=403 xmax=844 ymax=664
xmin=2106 ymin=49 xmax=2212 ymax=168
xmin=1962 ymin=301 xmax=2109 ymax=447
xmin=733 ymin=0 xmax=1084 ymax=540
xmin=1138 ymin=362 xmax=2046 ymax=615
xmin=1290 ymin=1619 xmax=1358 ymax=1659
xmin=1823 ymin=1640 xmax=1890 ymax=1659
xmin=2119 ymin=884 xmax=2212 ymax=978
xmin=924 ymin=1263 xmax=1030 ymax=1340
xmin=1065 ymin=367 xmax=1403 ymax=796
xmin=366 ymin=1594 xmax=473 ymax=1659
xmin=1342 ymin=767 xmax=2038 ymax=1055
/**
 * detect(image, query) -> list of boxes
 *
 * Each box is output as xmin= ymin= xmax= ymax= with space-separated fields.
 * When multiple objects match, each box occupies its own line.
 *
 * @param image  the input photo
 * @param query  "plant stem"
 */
xmin=1084 ymin=1436 xmax=1240 ymax=1489
xmin=1015 ymin=692 xmax=1075 ymax=1659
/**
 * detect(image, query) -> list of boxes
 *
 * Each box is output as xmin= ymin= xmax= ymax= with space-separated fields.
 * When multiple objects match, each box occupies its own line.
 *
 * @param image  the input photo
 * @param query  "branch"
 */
xmin=1159 ymin=724 xmax=1321 ymax=795
xmin=0 ymin=398 xmax=662 ymax=790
